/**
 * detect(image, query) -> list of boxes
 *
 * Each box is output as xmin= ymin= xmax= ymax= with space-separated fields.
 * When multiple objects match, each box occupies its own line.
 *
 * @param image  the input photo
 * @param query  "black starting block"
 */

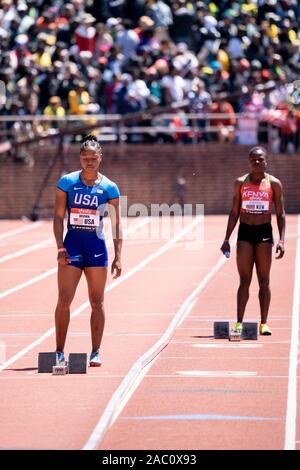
xmin=68 ymin=353 xmax=87 ymax=374
xmin=214 ymin=321 xmax=257 ymax=340
xmin=38 ymin=352 xmax=87 ymax=374
xmin=38 ymin=352 xmax=57 ymax=373
xmin=241 ymin=322 xmax=258 ymax=340
xmin=213 ymin=321 xmax=229 ymax=339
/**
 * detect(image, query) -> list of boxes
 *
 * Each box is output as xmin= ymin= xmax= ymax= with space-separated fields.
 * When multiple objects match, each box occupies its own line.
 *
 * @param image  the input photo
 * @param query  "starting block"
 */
xmin=52 ymin=362 xmax=68 ymax=375
xmin=229 ymin=329 xmax=241 ymax=342
xmin=241 ymin=322 xmax=258 ymax=340
xmin=213 ymin=321 xmax=229 ymax=339
xmin=38 ymin=352 xmax=87 ymax=374
xmin=68 ymin=353 xmax=87 ymax=374
xmin=214 ymin=322 xmax=258 ymax=340
xmin=38 ymin=352 xmax=56 ymax=373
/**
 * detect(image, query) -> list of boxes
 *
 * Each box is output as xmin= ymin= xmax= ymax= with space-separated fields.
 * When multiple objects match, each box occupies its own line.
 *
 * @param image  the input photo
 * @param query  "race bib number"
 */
xmin=242 ymin=200 xmax=269 ymax=212
xmin=70 ymin=208 xmax=100 ymax=228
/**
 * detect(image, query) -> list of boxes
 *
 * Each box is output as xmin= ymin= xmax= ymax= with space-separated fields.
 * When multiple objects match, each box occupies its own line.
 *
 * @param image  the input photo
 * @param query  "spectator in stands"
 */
xmin=188 ymin=78 xmax=211 ymax=141
xmin=10 ymin=34 xmax=31 ymax=70
xmin=94 ymin=22 xmax=113 ymax=59
xmin=74 ymin=13 xmax=96 ymax=53
xmin=172 ymin=111 xmax=192 ymax=143
xmin=210 ymin=97 xmax=236 ymax=143
xmin=68 ymin=80 xmax=90 ymax=115
xmin=0 ymin=67 xmax=14 ymax=105
xmin=161 ymin=64 xmax=187 ymax=105
xmin=147 ymin=0 xmax=173 ymax=29
xmin=0 ymin=0 xmax=15 ymax=31
xmin=277 ymin=103 xmax=297 ymax=153
xmin=32 ymin=34 xmax=52 ymax=68
xmin=44 ymin=96 xmax=65 ymax=129
xmin=0 ymin=0 xmax=299 ymax=151
xmin=145 ymin=67 xmax=162 ymax=105
xmin=170 ymin=0 xmax=194 ymax=47
xmin=116 ymin=19 xmax=140 ymax=61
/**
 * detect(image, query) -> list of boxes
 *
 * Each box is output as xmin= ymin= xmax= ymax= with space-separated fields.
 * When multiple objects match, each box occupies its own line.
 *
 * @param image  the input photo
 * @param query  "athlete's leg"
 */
xmin=84 ymin=267 xmax=108 ymax=352
xmin=55 ymin=265 xmax=82 ymax=352
xmin=254 ymin=243 xmax=272 ymax=324
xmin=236 ymin=241 xmax=255 ymax=323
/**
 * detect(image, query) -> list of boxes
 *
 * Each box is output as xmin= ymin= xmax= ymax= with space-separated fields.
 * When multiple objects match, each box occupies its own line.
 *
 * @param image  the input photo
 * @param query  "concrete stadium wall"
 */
xmin=0 ymin=143 xmax=299 ymax=219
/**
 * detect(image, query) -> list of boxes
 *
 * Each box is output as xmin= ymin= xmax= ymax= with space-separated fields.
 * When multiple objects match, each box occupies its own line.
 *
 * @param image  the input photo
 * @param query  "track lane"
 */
xmin=0 ymin=216 xmax=298 ymax=450
xmin=0 ymin=216 xmax=213 ymax=449
xmin=99 ymin=216 xmax=299 ymax=450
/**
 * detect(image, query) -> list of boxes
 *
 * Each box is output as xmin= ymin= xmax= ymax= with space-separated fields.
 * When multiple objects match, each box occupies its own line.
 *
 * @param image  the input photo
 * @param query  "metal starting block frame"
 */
xmin=214 ymin=322 xmax=258 ymax=340
xmin=52 ymin=362 xmax=69 ymax=375
xmin=38 ymin=352 xmax=87 ymax=374
xmin=229 ymin=329 xmax=241 ymax=342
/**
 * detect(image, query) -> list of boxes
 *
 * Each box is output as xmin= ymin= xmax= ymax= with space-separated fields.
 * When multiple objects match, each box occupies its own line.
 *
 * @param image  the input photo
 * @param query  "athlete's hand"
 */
xmin=220 ymin=240 xmax=230 ymax=257
xmin=57 ymin=249 xmax=69 ymax=265
xmin=111 ymin=258 xmax=122 ymax=279
xmin=275 ymin=241 xmax=285 ymax=259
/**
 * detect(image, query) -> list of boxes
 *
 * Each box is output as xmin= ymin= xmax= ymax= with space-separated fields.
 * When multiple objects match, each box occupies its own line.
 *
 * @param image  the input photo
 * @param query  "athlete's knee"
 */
xmin=239 ymin=276 xmax=252 ymax=288
xmin=57 ymin=290 xmax=73 ymax=308
xmin=258 ymin=276 xmax=270 ymax=289
xmin=89 ymin=293 xmax=104 ymax=310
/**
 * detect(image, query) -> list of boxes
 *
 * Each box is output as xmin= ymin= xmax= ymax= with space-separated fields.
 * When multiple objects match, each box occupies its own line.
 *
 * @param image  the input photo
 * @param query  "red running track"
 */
xmin=0 ymin=215 xmax=299 ymax=450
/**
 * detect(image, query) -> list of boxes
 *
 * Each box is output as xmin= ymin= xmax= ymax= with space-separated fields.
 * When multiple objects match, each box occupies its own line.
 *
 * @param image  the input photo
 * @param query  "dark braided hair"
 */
xmin=80 ymin=135 xmax=102 ymax=154
xmin=249 ymin=146 xmax=267 ymax=158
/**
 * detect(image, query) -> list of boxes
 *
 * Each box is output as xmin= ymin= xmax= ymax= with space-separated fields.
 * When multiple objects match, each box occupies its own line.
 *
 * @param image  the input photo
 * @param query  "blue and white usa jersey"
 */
xmin=57 ymin=171 xmax=120 ymax=233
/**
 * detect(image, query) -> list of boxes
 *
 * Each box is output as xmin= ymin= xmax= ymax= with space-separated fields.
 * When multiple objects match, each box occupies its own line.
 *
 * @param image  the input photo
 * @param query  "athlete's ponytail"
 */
xmin=80 ymin=134 xmax=102 ymax=154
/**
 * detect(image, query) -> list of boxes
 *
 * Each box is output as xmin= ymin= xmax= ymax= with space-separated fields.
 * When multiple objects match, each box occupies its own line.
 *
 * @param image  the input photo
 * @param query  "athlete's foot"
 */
xmin=56 ymin=350 xmax=65 ymax=364
xmin=260 ymin=324 xmax=272 ymax=336
xmin=89 ymin=349 xmax=102 ymax=367
xmin=234 ymin=322 xmax=243 ymax=333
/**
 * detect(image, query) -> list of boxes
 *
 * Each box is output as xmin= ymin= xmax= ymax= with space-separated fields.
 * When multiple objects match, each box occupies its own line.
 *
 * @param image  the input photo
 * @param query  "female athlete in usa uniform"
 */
xmin=220 ymin=146 xmax=286 ymax=336
xmin=53 ymin=135 xmax=122 ymax=366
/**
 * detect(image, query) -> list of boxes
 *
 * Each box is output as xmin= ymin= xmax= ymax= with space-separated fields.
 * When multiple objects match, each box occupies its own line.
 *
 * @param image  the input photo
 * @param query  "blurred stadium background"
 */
xmin=0 ymin=0 xmax=300 ymax=220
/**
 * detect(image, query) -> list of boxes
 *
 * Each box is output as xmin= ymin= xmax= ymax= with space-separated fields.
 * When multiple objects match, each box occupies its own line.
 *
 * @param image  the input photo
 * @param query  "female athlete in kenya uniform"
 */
xmin=220 ymin=146 xmax=285 ymax=336
xmin=53 ymin=135 xmax=122 ymax=366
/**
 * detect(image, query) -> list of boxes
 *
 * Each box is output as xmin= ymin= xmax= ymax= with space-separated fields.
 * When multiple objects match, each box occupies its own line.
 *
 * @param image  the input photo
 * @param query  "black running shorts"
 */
xmin=237 ymin=222 xmax=274 ymax=246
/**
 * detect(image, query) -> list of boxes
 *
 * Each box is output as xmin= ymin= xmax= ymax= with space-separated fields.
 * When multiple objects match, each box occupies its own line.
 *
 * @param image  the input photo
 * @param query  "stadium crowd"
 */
xmin=0 ymin=0 xmax=300 ymax=150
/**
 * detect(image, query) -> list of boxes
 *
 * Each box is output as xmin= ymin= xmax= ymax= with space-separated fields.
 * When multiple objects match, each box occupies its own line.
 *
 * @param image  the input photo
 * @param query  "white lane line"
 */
xmin=284 ymin=214 xmax=300 ymax=450
xmin=0 ymin=268 xmax=57 ymax=299
xmin=0 ymin=217 xmax=150 ymax=299
xmin=0 ymin=312 xmax=175 ymax=318
xmin=177 ymin=371 xmax=257 ymax=378
xmin=0 ymin=238 xmax=54 ymax=264
xmin=0 ymin=222 xmax=44 ymax=240
xmin=193 ymin=344 xmax=262 ymax=349
xmin=0 ymin=375 xmax=130 ymax=380
xmin=0 ymin=313 xmax=175 ymax=318
xmin=0 ymin=375 xmax=295 ymax=380
xmin=0 ymin=216 xmax=200 ymax=374
xmin=83 ymin=233 xmax=232 ymax=450
xmin=188 ymin=317 xmax=291 ymax=321
xmin=0 ymin=269 xmax=45 ymax=273
xmin=179 ymin=326 xmax=291 ymax=330
xmin=161 ymin=356 xmax=288 ymax=360
xmin=172 ymin=340 xmax=290 ymax=345
xmin=145 ymin=374 xmax=290 ymax=379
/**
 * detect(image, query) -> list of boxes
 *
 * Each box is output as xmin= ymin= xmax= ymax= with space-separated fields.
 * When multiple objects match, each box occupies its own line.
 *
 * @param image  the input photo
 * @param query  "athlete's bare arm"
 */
xmin=271 ymin=177 xmax=286 ymax=259
xmin=220 ymin=178 xmax=242 ymax=255
xmin=108 ymin=197 xmax=122 ymax=278
xmin=53 ymin=188 xmax=69 ymax=265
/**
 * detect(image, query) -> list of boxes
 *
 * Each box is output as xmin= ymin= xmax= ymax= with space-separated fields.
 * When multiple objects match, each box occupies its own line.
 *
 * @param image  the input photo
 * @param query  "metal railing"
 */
xmin=0 ymin=111 xmax=268 ymax=140
xmin=0 ymin=110 xmax=298 ymax=153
